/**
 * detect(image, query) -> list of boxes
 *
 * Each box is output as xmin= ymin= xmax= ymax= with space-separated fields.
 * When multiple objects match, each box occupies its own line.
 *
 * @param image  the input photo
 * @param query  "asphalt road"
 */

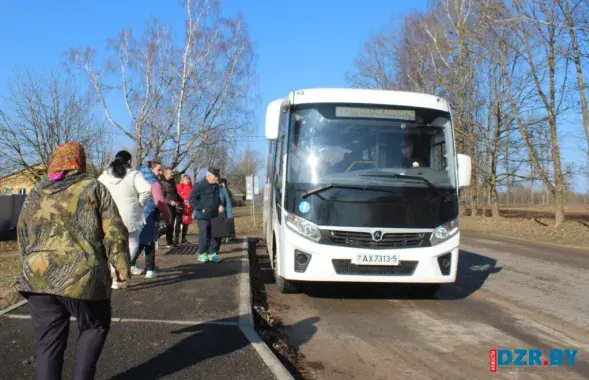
xmin=0 ymin=241 xmax=276 ymax=380
xmin=257 ymin=233 xmax=589 ymax=380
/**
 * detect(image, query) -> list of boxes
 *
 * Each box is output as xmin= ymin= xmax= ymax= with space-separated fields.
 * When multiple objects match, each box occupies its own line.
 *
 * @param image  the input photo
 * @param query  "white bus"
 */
xmin=263 ymin=88 xmax=471 ymax=294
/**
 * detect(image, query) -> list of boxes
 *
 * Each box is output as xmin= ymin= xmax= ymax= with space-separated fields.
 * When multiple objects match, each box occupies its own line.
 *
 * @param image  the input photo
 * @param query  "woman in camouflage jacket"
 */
xmin=17 ymin=141 xmax=130 ymax=380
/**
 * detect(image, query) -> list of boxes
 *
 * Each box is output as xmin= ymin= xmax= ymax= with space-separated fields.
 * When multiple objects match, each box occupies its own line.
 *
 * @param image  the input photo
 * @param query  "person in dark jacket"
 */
xmin=189 ymin=168 xmax=222 ymax=263
xmin=161 ymin=167 xmax=183 ymax=247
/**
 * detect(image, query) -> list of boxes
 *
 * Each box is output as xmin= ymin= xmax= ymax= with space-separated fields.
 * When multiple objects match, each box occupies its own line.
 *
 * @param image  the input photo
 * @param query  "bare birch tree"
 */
xmin=557 ymin=0 xmax=589 ymax=158
xmin=68 ymin=21 xmax=173 ymax=164
xmin=68 ymin=0 xmax=257 ymax=172
xmin=0 ymin=66 xmax=108 ymax=181
xmin=487 ymin=0 xmax=572 ymax=226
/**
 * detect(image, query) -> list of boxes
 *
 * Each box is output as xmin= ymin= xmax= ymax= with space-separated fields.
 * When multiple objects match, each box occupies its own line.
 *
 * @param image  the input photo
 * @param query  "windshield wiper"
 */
xmin=359 ymin=173 xmax=450 ymax=203
xmin=302 ymin=183 xmax=401 ymax=199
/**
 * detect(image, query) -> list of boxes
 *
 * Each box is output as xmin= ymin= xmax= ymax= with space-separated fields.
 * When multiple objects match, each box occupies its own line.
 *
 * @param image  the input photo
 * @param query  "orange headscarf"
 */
xmin=47 ymin=141 xmax=87 ymax=180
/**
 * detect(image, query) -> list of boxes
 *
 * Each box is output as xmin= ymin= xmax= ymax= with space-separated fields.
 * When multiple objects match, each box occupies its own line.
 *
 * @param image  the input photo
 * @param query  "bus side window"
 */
xmin=267 ymin=141 xmax=276 ymax=183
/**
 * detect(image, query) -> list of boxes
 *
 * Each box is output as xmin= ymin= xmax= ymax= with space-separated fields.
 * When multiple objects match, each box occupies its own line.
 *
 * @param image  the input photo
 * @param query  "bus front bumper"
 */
xmin=279 ymin=228 xmax=460 ymax=284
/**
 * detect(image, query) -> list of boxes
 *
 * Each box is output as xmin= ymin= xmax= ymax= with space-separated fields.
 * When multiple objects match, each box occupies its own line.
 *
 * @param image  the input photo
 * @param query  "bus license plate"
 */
xmin=354 ymin=253 xmax=400 ymax=266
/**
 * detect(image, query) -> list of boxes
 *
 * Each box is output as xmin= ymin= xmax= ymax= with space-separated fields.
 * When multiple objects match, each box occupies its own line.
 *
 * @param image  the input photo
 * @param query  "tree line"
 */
xmin=346 ymin=0 xmax=588 ymax=226
xmin=3 ymin=0 xmax=587 ymax=220
xmin=0 ymin=0 xmax=261 ymax=190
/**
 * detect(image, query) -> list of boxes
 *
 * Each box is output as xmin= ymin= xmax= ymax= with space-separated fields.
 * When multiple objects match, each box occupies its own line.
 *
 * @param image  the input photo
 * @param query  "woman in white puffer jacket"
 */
xmin=98 ymin=150 xmax=152 ymax=289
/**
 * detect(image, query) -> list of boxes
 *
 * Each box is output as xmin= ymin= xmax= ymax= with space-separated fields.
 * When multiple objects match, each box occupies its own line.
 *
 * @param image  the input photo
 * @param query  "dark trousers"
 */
xmin=166 ymin=207 xmax=182 ymax=244
xmin=25 ymin=294 xmax=111 ymax=380
xmin=213 ymin=237 xmax=223 ymax=253
xmin=130 ymin=243 xmax=155 ymax=271
xmin=180 ymin=223 xmax=189 ymax=241
xmin=197 ymin=219 xmax=219 ymax=254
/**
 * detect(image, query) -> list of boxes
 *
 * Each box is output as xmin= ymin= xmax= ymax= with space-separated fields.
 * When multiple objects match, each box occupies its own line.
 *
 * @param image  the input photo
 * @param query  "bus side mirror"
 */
xmin=457 ymin=154 xmax=471 ymax=188
xmin=265 ymin=99 xmax=283 ymax=140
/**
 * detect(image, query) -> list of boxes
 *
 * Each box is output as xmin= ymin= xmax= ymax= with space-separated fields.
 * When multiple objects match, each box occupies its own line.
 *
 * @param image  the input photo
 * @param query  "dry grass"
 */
xmin=466 ymin=204 xmax=589 ymax=220
xmin=0 ymin=241 xmax=17 ymax=251
xmin=496 ymin=204 xmax=589 ymax=212
xmin=0 ymin=251 xmax=20 ymax=309
xmin=460 ymin=216 xmax=589 ymax=249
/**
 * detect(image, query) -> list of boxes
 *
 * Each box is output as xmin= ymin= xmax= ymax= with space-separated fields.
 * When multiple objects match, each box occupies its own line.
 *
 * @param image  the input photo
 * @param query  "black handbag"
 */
xmin=211 ymin=215 xmax=235 ymax=238
xmin=158 ymin=221 xmax=168 ymax=237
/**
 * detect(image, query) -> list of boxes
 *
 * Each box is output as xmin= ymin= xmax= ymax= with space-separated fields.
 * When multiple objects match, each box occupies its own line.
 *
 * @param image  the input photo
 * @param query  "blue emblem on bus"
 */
xmin=298 ymin=201 xmax=311 ymax=214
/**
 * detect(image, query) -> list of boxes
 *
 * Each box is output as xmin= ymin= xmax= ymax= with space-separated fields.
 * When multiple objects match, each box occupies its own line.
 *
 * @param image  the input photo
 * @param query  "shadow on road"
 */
xmin=128 ymin=262 xmax=239 ymax=292
xmin=126 ymin=241 xmax=246 ymax=291
xmin=109 ymin=316 xmax=248 ymax=380
xmin=281 ymin=316 xmax=320 ymax=348
xmin=437 ymin=249 xmax=502 ymax=300
xmin=128 ymin=262 xmax=238 ymax=291
xmin=161 ymin=241 xmax=243 ymax=256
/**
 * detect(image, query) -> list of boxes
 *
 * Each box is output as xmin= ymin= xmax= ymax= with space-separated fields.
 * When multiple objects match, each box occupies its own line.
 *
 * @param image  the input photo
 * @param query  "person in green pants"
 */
xmin=189 ymin=168 xmax=223 ymax=263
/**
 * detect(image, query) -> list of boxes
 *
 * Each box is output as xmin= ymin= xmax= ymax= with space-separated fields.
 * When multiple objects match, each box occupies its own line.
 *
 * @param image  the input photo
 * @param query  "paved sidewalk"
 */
xmin=0 ymin=238 xmax=288 ymax=380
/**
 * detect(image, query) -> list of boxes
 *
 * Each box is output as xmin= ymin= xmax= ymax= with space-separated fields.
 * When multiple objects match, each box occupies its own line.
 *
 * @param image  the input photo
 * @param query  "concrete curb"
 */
xmin=237 ymin=237 xmax=295 ymax=380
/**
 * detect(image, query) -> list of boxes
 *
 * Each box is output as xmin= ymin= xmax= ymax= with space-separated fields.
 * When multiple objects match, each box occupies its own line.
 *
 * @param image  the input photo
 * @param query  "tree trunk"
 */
xmin=546 ymin=19 xmax=566 ymax=227
xmin=490 ymin=92 xmax=502 ymax=218
xmin=135 ymin=121 xmax=144 ymax=164
xmin=554 ymin=182 xmax=565 ymax=226
xmin=491 ymin=191 xmax=500 ymax=217
xmin=559 ymin=0 xmax=589 ymax=159
xmin=467 ymin=114 xmax=478 ymax=214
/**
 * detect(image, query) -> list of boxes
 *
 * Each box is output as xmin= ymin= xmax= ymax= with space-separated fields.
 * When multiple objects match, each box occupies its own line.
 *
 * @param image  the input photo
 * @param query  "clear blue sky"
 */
xmin=0 ymin=0 xmax=585 ymax=192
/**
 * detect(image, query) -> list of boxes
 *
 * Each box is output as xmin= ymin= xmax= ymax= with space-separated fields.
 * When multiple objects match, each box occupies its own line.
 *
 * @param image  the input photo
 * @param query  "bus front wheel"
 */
xmin=273 ymin=254 xmax=298 ymax=294
xmin=276 ymin=274 xmax=298 ymax=294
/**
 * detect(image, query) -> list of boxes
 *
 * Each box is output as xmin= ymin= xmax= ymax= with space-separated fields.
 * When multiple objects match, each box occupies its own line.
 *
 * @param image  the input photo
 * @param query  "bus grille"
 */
xmin=325 ymin=231 xmax=426 ymax=249
xmin=332 ymin=259 xmax=418 ymax=275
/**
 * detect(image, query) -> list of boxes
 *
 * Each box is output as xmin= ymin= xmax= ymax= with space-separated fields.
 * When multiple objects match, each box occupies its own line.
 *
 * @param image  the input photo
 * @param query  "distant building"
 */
xmin=0 ymin=164 xmax=45 ymax=195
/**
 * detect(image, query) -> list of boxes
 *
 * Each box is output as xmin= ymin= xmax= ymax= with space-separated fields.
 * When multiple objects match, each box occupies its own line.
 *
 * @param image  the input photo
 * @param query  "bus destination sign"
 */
xmin=335 ymin=106 xmax=416 ymax=121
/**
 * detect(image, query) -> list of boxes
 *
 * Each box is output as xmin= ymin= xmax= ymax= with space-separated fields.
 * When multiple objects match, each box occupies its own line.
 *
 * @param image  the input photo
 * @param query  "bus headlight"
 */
xmin=430 ymin=218 xmax=459 ymax=246
xmin=285 ymin=212 xmax=321 ymax=242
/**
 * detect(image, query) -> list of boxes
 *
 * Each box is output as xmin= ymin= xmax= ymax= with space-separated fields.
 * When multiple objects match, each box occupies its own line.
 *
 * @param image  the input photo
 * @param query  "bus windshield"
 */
xmin=286 ymin=103 xmax=457 ymax=189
